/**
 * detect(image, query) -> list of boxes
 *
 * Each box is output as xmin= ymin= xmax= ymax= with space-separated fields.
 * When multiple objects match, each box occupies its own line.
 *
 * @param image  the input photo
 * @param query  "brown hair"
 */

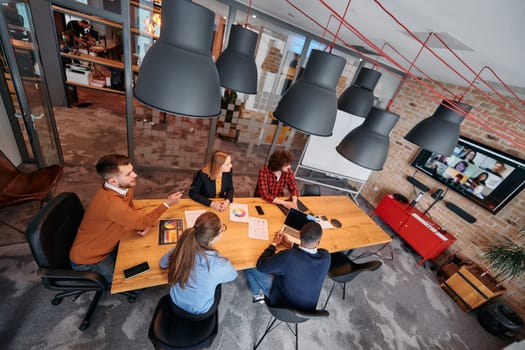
xmin=202 ymin=151 xmax=230 ymax=179
xmin=300 ymin=222 xmax=323 ymax=245
xmin=96 ymin=154 xmax=130 ymax=180
xmin=167 ymin=212 xmax=222 ymax=288
xmin=268 ymin=150 xmax=292 ymax=171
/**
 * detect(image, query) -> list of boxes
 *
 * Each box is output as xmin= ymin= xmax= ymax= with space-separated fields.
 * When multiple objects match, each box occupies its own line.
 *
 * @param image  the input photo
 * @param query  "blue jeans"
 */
xmin=70 ymin=250 xmax=117 ymax=286
xmin=245 ymin=268 xmax=272 ymax=296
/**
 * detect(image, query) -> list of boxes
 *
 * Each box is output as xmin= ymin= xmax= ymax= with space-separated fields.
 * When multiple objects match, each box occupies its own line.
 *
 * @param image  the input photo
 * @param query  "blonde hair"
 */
xmin=202 ymin=151 xmax=230 ymax=179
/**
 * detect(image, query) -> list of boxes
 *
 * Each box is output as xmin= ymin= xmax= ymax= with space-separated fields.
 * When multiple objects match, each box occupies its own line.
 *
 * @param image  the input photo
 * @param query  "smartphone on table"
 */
xmin=123 ymin=261 xmax=150 ymax=279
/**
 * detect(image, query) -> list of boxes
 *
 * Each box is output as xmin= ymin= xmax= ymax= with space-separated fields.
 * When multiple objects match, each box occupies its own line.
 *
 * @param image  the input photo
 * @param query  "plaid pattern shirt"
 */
xmin=256 ymin=166 xmax=298 ymax=203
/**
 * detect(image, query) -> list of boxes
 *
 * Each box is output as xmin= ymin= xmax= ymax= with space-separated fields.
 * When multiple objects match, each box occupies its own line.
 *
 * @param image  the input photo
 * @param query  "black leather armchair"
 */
xmin=26 ymin=192 xmax=107 ymax=331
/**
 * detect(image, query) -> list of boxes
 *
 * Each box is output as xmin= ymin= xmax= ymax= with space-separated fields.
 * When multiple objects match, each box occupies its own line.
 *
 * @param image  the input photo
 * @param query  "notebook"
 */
xmin=280 ymin=207 xmax=316 ymax=243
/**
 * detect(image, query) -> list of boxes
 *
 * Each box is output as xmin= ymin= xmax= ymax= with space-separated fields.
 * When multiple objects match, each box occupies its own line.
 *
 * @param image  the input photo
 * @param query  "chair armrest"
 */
xmin=39 ymin=267 xmax=108 ymax=289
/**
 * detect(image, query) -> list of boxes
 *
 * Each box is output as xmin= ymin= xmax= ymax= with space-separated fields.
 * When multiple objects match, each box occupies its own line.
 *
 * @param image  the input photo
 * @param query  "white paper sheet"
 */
xmin=184 ymin=209 xmax=207 ymax=228
xmin=248 ymin=217 xmax=269 ymax=240
xmin=316 ymin=216 xmax=334 ymax=229
xmin=229 ymin=202 xmax=250 ymax=223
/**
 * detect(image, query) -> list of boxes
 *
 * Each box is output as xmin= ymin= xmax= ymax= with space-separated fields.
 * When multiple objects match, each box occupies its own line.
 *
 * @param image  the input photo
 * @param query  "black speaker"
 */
xmin=445 ymin=202 xmax=477 ymax=223
xmin=406 ymin=176 xmax=429 ymax=192
xmin=393 ymin=193 xmax=408 ymax=203
xmin=110 ymin=69 xmax=124 ymax=89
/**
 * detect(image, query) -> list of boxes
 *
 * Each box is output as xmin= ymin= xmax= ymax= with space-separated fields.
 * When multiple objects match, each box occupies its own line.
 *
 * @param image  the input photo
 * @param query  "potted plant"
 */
xmin=482 ymin=226 xmax=525 ymax=285
xmin=478 ymin=227 xmax=525 ymax=336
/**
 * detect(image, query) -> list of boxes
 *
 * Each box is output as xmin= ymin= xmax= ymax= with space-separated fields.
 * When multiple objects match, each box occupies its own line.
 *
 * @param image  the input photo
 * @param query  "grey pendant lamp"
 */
xmin=338 ymin=67 xmax=381 ymax=117
xmin=216 ymin=25 xmax=258 ymax=94
xmin=404 ymin=99 xmax=472 ymax=155
xmin=134 ymin=0 xmax=221 ymax=117
xmin=336 ymin=107 xmax=400 ymax=170
xmin=273 ymin=49 xmax=346 ymax=136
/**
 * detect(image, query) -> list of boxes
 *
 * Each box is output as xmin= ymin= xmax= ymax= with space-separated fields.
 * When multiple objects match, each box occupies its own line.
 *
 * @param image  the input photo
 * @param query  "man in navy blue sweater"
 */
xmin=246 ymin=222 xmax=331 ymax=310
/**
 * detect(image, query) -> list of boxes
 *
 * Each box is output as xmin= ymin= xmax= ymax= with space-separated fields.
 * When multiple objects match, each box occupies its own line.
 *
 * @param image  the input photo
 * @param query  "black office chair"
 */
xmin=25 ymin=192 xmax=107 ymax=331
xmin=25 ymin=192 xmax=136 ymax=330
xmin=254 ymin=298 xmax=329 ymax=350
xmin=149 ymin=285 xmax=222 ymax=350
xmin=322 ymin=252 xmax=382 ymax=309
xmin=300 ymin=184 xmax=321 ymax=196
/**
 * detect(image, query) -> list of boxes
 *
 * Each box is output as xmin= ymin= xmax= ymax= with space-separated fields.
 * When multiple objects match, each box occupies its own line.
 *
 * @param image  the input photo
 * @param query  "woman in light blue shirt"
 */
xmin=160 ymin=212 xmax=237 ymax=315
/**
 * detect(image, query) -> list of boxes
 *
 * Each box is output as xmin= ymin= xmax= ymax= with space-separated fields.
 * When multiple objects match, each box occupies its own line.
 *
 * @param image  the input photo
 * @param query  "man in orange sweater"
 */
xmin=70 ymin=154 xmax=183 ymax=284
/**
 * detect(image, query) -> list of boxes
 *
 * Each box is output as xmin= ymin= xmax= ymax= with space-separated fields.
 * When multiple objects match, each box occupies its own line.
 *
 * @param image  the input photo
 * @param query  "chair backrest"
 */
xmin=266 ymin=299 xmax=329 ymax=324
xmin=301 ymin=184 xmax=321 ymax=196
xmin=26 ymin=192 xmax=84 ymax=269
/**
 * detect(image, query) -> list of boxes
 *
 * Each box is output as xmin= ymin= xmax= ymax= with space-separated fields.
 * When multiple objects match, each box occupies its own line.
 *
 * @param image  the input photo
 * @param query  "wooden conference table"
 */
xmin=111 ymin=196 xmax=391 ymax=294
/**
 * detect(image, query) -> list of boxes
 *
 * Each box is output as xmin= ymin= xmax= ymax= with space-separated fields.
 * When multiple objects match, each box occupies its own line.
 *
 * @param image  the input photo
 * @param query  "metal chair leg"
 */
xmin=295 ymin=323 xmax=298 ymax=350
xmin=254 ymin=317 xmax=278 ymax=349
xmin=322 ymin=280 xmax=337 ymax=310
xmin=342 ymin=283 xmax=346 ymax=300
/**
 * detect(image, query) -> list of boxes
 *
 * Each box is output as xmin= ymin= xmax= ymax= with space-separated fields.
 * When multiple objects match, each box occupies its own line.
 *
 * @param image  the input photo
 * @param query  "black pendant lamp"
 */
xmin=338 ymin=67 xmax=381 ymax=117
xmin=216 ymin=25 xmax=258 ymax=94
xmin=273 ymin=49 xmax=346 ymax=136
xmin=134 ymin=0 xmax=221 ymax=117
xmin=336 ymin=107 xmax=400 ymax=170
xmin=404 ymin=99 xmax=472 ymax=155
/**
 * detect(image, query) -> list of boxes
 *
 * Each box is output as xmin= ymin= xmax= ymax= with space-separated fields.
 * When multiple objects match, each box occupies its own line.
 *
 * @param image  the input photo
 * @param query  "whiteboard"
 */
xmin=300 ymin=109 xmax=372 ymax=181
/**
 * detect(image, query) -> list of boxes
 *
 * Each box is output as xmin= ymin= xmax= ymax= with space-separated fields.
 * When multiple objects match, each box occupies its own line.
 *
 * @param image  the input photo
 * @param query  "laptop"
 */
xmin=280 ymin=207 xmax=317 ymax=243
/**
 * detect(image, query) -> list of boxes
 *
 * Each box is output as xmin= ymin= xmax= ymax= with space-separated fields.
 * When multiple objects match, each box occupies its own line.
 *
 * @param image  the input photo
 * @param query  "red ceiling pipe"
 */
xmin=285 ymin=0 xmax=523 ymax=148
xmin=431 ymin=33 xmax=525 ymax=120
xmin=314 ymin=0 xmax=523 ymax=149
xmin=370 ymin=0 xmax=525 ymax=120
xmin=386 ymin=33 xmax=433 ymax=111
xmin=379 ymin=42 xmax=456 ymax=98
xmin=328 ymin=0 xmax=352 ymax=53
xmin=460 ymin=65 xmax=525 ymax=108
xmin=244 ymin=0 xmax=253 ymax=27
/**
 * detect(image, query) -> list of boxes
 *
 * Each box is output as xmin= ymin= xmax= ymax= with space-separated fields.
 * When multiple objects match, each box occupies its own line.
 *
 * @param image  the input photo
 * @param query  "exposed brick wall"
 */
xmin=361 ymin=76 xmax=525 ymax=318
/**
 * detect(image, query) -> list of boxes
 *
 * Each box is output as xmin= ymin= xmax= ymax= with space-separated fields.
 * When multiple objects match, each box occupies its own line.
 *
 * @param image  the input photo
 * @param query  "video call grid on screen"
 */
xmin=411 ymin=137 xmax=525 ymax=214
xmin=423 ymin=145 xmax=513 ymax=199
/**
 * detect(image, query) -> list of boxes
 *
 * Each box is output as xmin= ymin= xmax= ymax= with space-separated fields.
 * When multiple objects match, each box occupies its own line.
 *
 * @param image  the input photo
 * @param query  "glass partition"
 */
xmin=131 ymin=0 xmax=229 ymax=169
xmin=363 ymin=61 xmax=404 ymax=109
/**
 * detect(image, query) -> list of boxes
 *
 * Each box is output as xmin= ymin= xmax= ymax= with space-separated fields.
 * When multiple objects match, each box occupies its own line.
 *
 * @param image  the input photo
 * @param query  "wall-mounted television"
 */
xmin=411 ymin=136 xmax=525 ymax=214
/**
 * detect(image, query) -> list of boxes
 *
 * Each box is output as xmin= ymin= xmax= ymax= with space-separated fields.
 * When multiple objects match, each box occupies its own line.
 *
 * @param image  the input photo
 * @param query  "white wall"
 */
xmin=0 ymin=95 xmax=22 ymax=165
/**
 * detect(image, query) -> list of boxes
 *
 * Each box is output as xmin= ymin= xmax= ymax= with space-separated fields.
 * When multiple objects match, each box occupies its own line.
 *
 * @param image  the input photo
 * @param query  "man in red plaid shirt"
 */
xmin=255 ymin=150 xmax=299 ymax=210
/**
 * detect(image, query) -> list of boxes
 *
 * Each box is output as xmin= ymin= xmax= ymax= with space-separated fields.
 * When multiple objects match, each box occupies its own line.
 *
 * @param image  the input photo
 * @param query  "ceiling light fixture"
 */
xmin=216 ymin=0 xmax=259 ymax=94
xmin=337 ymin=67 xmax=381 ymax=117
xmin=134 ymin=0 xmax=221 ymax=117
xmin=273 ymin=49 xmax=346 ymax=136
xmin=404 ymin=99 xmax=472 ymax=155
xmin=336 ymin=107 xmax=400 ymax=170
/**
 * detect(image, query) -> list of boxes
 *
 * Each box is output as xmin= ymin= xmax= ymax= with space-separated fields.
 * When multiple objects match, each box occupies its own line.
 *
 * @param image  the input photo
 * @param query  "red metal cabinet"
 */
xmin=372 ymin=195 xmax=456 ymax=265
